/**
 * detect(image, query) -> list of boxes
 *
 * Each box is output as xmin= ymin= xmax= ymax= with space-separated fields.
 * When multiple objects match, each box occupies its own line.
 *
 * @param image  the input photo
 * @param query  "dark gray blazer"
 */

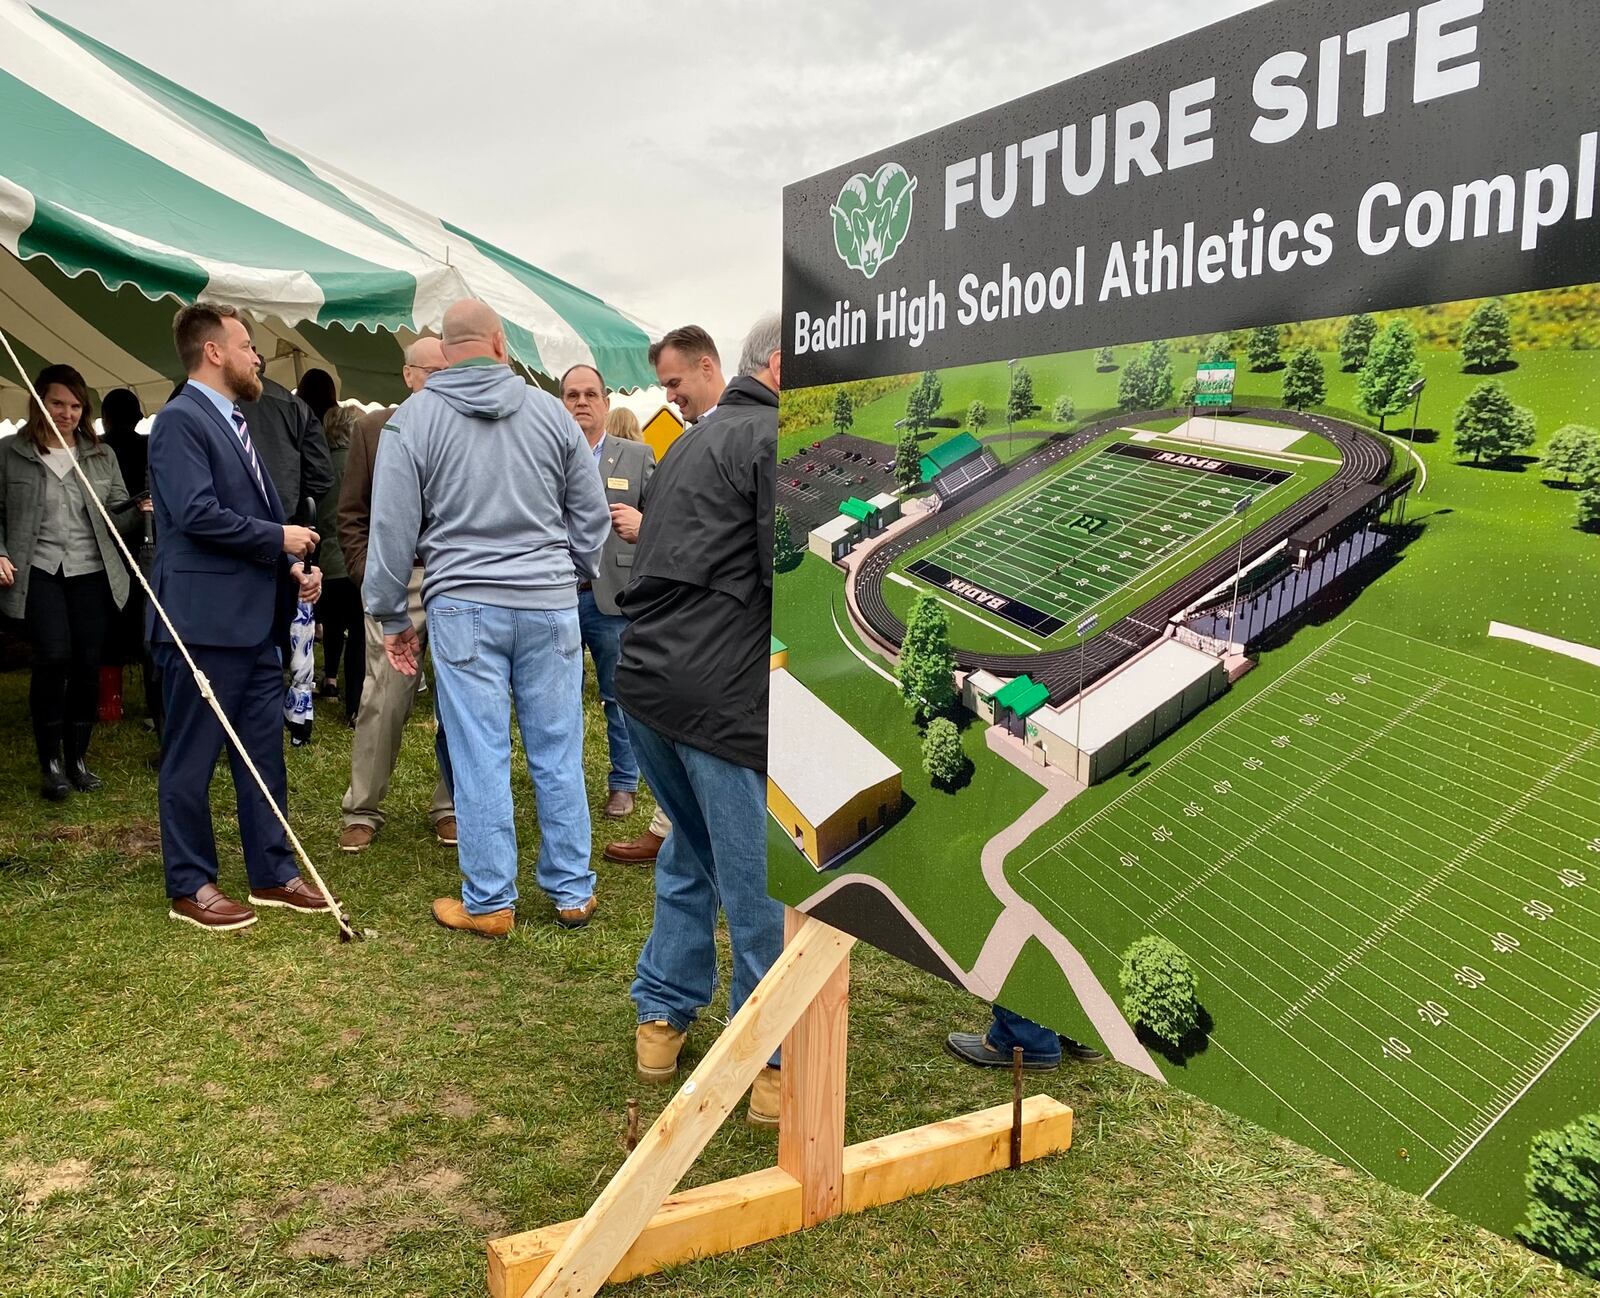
xmin=592 ymin=436 xmax=656 ymax=615
xmin=0 ymin=432 xmax=139 ymax=619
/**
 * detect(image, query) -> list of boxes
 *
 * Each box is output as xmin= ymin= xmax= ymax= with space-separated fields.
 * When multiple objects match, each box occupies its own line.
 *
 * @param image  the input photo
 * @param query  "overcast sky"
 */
xmin=43 ymin=0 xmax=1264 ymax=366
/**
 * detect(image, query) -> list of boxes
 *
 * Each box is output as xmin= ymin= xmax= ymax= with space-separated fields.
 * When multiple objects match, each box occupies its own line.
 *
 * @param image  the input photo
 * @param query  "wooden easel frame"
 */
xmin=487 ymin=911 xmax=1074 ymax=1298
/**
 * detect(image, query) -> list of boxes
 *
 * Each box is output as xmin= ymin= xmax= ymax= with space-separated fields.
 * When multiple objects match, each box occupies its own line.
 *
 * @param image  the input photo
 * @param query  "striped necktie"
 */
xmin=230 ymin=406 xmax=267 ymax=499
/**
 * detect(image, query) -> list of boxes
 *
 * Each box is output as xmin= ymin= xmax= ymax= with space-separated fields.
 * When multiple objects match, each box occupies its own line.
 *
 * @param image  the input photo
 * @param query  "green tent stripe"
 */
xmin=0 ymin=70 xmax=415 ymax=327
xmin=33 ymin=7 xmax=411 ymax=251
xmin=18 ymin=251 xmax=198 ymax=378
xmin=293 ymin=322 xmax=409 ymax=406
xmin=18 ymin=196 xmax=207 ymax=303
xmin=443 ymin=221 xmax=651 ymax=389
xmin=501 ymin=319 xmax=546 ymax=377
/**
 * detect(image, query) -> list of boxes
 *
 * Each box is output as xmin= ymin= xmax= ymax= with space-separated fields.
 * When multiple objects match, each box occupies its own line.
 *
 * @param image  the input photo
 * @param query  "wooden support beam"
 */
xmin=512 ymin=917 xmax=856 ymax=1298
xmin=488 ymin=1096 xmax=1073 ymax=1297
xmin=778 ymin=906 xmax=850 ymax=1226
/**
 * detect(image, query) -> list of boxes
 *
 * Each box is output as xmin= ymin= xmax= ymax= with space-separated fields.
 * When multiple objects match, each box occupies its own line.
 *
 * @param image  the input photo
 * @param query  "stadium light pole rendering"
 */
xmin=1406 ymin=377 xmax=1427 ymax=446
xmin=1074 ymin=611 xmax=1098 ymax=784
xmin=1229 ymin=494 xmax=1253 ymax=651
xmin=1006 ymin=358 xmax=1017 ymax=457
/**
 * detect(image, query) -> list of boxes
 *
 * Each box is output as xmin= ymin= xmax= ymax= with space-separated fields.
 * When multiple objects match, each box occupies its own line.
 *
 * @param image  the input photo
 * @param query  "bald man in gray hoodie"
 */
xmin=366 ymin=301 xmax=612 ymax=936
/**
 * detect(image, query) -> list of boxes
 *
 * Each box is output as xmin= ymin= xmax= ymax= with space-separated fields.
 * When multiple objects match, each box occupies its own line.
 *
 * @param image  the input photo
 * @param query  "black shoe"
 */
xmin=944 ymin=1031 xmax=1060 ymax=1072
xmin=39 ymin=757 xmax=72 ymax=802
xmin=34 ymin=720 xmax=71 ymax=802
xmin=1059 ymin=1036 xmax=1106 ymax=1062
xmin=65 ymin=724 xmax=103 ymax=792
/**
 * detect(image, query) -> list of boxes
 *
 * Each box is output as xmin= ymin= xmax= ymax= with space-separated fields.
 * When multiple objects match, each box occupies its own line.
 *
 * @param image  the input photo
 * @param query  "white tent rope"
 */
xmin=0 ymin=324 xmax=358 ymax=941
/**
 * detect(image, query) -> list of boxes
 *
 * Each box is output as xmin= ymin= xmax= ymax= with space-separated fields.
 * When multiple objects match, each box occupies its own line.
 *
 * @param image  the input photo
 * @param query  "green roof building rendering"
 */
xmin=919 ymin=432 xmax=984 ymax=482
xmin=839 ymin=497 xmax=879 ymax=523
xmin=992 ymin=674 xmax=1050 ymax=719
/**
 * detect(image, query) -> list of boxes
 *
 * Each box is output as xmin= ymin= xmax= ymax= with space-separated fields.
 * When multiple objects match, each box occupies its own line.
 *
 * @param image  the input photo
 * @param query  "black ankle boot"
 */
xmin=35 ymin=721 xmax=71 ymax=802
xmin=65 ymin=723 xmax=103 ymax=792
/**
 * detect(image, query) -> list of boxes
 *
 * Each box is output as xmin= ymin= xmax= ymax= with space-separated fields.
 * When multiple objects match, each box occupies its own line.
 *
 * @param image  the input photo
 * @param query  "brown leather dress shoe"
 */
xmin=339 ymin=823 xmax=375 ymax=853
xmin=169 ymin=883 xmax=257 ymax=932
xmin=603 ymin=829 xmax=664 ymax=864
xmin=603 ymin=789 xmax=636 ymax=819
xmin=434 ymin=815 xmax=458 ymax=846
xmin=248 ymin=876 xmax=332 ymax=912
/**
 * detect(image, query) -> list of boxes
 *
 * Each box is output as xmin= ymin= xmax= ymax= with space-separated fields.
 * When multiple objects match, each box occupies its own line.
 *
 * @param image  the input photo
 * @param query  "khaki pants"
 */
xmin=340 ymin=567 xmax=453 ymax=830
xmin=649 ymin=806 xmax=671 ymax=838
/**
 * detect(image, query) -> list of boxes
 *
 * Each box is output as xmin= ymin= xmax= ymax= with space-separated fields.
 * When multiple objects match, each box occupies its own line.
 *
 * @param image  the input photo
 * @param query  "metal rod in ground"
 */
xmin=625 ymin=1098 xmax=640 ymax=1153
xmin=1010 ymin=1046 xmax=1024 ymax=1170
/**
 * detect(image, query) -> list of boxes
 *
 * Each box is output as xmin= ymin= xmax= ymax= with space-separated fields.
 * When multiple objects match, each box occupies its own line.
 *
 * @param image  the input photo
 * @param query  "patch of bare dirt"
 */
xmin=3 ymin=1158 xmax=93 ymax=1209
xmin=271 ymin=1160 xmax=497 ymax=1266
xmin=435 ymin=1090 xmax=480 ymax=1120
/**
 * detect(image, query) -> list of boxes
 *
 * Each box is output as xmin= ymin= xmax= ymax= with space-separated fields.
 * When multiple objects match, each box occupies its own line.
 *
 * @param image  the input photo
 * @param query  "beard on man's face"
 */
xmin=227 ymin=354 xmax=264 ymax=402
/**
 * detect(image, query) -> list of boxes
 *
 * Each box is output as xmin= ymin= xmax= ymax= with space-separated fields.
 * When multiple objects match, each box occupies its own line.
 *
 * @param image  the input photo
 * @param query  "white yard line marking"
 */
xmin=1489 ymin=621 xmax=1600 ymax=670
xmin=1424 ymin=992 xmax=1600 ymax=1199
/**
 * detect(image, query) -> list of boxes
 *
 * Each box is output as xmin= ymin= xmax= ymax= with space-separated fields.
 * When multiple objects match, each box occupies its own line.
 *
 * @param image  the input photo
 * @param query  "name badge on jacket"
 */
xmin=607 ymin=476 xmax=630 ymax=490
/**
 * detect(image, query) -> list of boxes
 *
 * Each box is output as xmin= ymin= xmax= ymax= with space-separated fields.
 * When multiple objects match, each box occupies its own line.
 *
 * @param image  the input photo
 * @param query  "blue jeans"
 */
xmin=578 ymin=589 xmax=638 ymax=792
xmin=626 ymin=714 xmax=783 ymax=1045
xmin=426 ymin=598 xmax=595 ymax=914
xmin=989 ymin=1005 xmax=1061 ymax=1064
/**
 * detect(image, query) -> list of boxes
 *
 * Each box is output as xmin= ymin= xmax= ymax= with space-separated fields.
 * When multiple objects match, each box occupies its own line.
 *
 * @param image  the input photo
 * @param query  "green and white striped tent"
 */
xmin=0 ymin=0 xmax=656 ymax=419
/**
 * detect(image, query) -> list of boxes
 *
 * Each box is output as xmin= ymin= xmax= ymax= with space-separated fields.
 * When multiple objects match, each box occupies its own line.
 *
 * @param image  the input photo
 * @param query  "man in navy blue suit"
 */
xmin=148 ymin=303 xmax=331 ymax=932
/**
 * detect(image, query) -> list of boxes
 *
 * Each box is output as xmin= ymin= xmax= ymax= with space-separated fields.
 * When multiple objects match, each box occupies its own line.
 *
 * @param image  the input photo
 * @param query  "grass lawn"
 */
xmin=0 ymin=632 xmax=1593 ymax=1295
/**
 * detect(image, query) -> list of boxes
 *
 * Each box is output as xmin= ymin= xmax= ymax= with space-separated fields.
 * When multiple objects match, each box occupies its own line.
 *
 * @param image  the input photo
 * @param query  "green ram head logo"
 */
xmin=831 ymin=162 xmax=917 ymax=280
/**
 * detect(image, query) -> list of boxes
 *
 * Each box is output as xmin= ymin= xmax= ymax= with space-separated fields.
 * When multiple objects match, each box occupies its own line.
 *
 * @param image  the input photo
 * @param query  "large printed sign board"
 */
xmin=770 ymin=0 xmax=1600 ymax=1269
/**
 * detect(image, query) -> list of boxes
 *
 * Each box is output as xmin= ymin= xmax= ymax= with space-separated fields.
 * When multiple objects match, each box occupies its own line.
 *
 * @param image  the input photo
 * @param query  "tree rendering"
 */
xmin=1119 ymin=935 xmax=1201 ymax=1047
xmin=1453 ymin=379 xmax=1537 ymax=465
xmin=967 ymin=399 xmax=988 ymax=433
xmin=894 ymin=431 xmax=921 ymax=490
xmin=1518 ymin=1112 xmax=1600 ymax=1278
xmin=1357 ymin=319 xmax=1423 ymax=431
xmin=920 ymin=716 xmax=965 ymax=785
xmin=1281 ymin=345 xmax=1327 ymax=410
xmin=1543 ymin=424 xmax=1600 ymax=485
xmin=1339 ymin=311 xmax=1378 ymax=371
xmin=897 ymin=592 xmax=957 ymax=720
xmin=1247 ymin=323 xmax=1283 ymax=371
xmin=1007 ymin=365 xmax=1035 ymax=425
xmin=773 ymin=505 xmax=800 ymax=570
xmin=1461 ymin=298 xmax=1514 ymax=372
xmin=1094 ymin=345 xmax=1116 ymax=371
xmin=1119 ymin=338 xmax=1174 ymax=411
xmin=1050 ymin=393 xmax=1075 ymax=424
xmin=831 ymin=388 xmax=854 ymax=435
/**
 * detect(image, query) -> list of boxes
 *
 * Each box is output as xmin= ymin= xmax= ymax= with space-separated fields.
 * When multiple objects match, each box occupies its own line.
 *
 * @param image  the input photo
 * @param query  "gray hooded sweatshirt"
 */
xmin=364 ymin=357 xmax=611 ymax=635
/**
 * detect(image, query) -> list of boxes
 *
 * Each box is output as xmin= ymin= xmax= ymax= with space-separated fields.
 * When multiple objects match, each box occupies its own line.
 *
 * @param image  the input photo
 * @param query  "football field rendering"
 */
xmin=905 ymin=441 xmax=1292 ymax=638
xmin=1014 ymin=620 xmax=1600 ymax=1212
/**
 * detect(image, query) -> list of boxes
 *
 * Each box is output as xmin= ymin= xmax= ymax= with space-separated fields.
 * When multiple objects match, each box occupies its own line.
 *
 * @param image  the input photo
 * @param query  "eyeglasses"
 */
xmin=403 ymin=364 xmax=443 ymax=375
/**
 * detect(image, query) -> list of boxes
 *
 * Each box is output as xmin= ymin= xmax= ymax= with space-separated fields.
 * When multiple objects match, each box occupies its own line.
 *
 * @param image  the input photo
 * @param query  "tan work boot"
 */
xmin=431 ymin=896 xmax=514 ymax=938
xmin=635 ymin=1020 xmax=687 ymax=1083
xmin=747 ymin=1066 xmax=781 ymax=1128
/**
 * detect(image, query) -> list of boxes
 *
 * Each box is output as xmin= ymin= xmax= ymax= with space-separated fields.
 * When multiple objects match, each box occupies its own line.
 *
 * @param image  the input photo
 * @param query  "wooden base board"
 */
xmin=488 ymin=1096 xmax=1073 ymax=1296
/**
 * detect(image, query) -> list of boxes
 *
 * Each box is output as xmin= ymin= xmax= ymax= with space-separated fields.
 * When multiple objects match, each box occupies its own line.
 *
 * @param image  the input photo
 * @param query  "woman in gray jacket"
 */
xmin=0 ymin=365 xmax=142 ymax=800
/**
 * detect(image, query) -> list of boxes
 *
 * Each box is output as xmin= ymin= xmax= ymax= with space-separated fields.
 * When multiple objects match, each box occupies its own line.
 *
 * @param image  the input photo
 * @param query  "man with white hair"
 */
xmin=365 ymin=301 xmax=612 ymax=935
xmin=614 ymin=313 xmax=785 ymax=1126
